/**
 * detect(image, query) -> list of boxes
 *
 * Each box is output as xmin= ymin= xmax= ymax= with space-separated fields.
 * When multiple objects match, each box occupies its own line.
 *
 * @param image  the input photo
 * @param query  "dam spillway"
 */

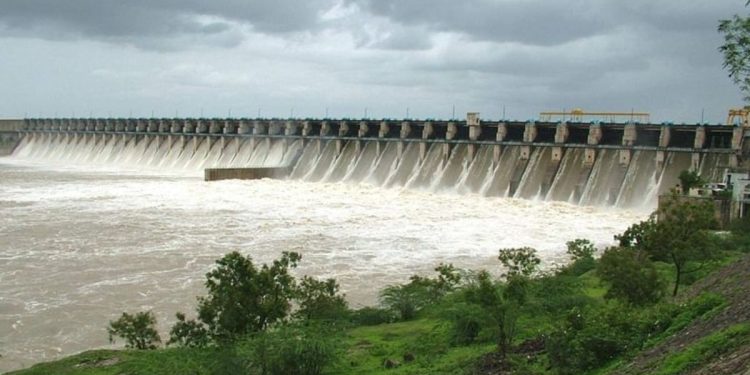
xmin=4 ymin=115 xmax=746 ymax=209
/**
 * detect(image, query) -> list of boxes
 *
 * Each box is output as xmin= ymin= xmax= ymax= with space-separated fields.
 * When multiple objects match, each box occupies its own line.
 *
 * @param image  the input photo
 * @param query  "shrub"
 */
xmin=498 ymin=247 xmax=541 ymax=278
xmin=350 ymin=307 xmax=394 ymax=326
xmin=107 ymin=311 xmax=161 ymax=350
xmin=442 ymin=302 xmax=490 ymax=345
xmin=597 ymin=247 xmax=664 ymax=305
xmin=241 ymin=323 xmax=341 ymax=375
xmin=566 ymin=238 xmax=596 ymax=260
xmin=167 ymin=312 xmax=210 ymax=348
xmin=547 ymin=303 xmax=662 ymax=374
xmin=379 ymin=282 xmax=431 ymax=321
xmin=295 ymin=276 xmax=349 ymax=322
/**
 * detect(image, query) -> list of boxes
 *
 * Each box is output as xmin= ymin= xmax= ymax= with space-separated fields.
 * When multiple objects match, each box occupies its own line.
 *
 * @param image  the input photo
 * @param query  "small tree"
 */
xmin=379 ymin=282 xmax=430 ymax=321
xmin=650 ymin=194 xmax=718 ymax=296
xmin=616 ymin=195 xmax=717 ymax=296
xmin=498 ymin=247 xmax=541 ymax=278
xmin=197 ymin=251 xmax=301 ymax=342
xmin=295 ymin=276 xmax=349 ymax=322
xmin=566 ymin=239 xmax=596 ymax=260
xmin=167 ymin=312 xmax=210 ymax=348
xmin=678 ymin=170 xmax=704 ymax=195
xmin=597 ymin=247 xmax=664 ymax=305
xmin=463 ymin=271 xmax=520 ymax=359
xmin=108 ymin=311 xmax=161 ymax=350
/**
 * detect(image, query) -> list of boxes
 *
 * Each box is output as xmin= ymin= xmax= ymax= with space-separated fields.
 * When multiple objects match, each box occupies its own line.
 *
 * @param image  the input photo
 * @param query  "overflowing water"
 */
xmin=0 ymin=132 xmax=724 ymax=371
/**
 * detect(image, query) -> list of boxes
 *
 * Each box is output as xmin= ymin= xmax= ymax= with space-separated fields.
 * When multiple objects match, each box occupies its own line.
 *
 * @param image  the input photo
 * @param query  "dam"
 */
xmin=3 ymin=114 xmax=746 ymax=208
xmin=1 ymin=113 xmax=743 ymax=371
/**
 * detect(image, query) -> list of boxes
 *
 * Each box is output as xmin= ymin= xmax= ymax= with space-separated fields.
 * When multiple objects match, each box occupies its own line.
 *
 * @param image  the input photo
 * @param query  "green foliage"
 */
xmin=498 ymin=247 xmax=541 ymax=278
xmin=196 ymin=251 xmax=301 ymax=342
xmin=566 ymin=238 xmax=596 ymax=260
xmin=547 ymin=302 xmax=672 ymax=374
xmin=654 ymin=323 xmax=750 ymax=375
xmin=617 ymin=196 xmax=718 ymax=296
xmin=108 ymin=311 xmax=161 ymax=350
xmin=616 ymin=216 xmax=657 ymax=249
xmin=166 ymin=312 xmax=209 ymax=348
xmin=528 ymin=274 xmax=593 ymax=314
xmin=652 ymin=293 xmax=726 ymax=342
xmin=597 ymin=247 xmax=664 ymax=305
xmin=379 ymin=282 xmax=430 ymax=321
xmin=677 ymin=170 xmax=704 ymax=194
xmin=379 ymin=263 xmax=464 ymax=321
xmin=349 ymin=306 xmax=395 ymax=326
xmin=240 ymin=323 xmax=342 ymax=375
xmin=719 ymin=3 xmax=750 ymax=102
xmin=442 ymin=302 xmax=492 ymax=345
xmin=295 ymin=276 xmax=349 ymax=322
xmin=461 ymin=270 xmax=524 ymax=358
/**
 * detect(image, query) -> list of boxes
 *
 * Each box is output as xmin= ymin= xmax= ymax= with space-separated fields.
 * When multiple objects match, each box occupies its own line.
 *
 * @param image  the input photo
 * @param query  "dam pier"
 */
xmin=2 ymin=114 xmax=748 ymax=208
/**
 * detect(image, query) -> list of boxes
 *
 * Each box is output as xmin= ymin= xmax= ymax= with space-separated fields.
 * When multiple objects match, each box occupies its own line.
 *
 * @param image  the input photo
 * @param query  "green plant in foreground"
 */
xmin=108 ymin=311 xmax=161 ymax=350
xmin=597 ymin=246 xmax=664 ymax=306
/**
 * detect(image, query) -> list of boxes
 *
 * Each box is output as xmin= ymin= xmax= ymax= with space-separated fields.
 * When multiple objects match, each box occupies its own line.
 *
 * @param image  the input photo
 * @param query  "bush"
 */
xmin=107 ymin=311 xmax=161 ymax=350
xmin=498 ymin=247 xmax=541 ymax=277
xmin=442 ymin=302 xmax=491 ymax=345
xmin=547 ymin=303 xmax=664 ymax=374
xmin=566 ymin=239 xmax=596 ymax=260
xmin=379 ymin=282 xmax=431 ymax=321
xmin=167 ymin=312 xmax=210 ymax=348
xmin=529 ymin=274 xmax=592 ymax=314
xmin=241 ymin=323 xmax=341 ymax=375
xmin=597 ymin=247 xmax=664 ymax=305
xmin=350 ymin=307 xmax=394 ymax=326
xmin=295 ymin=276 xmax=349 ymax=322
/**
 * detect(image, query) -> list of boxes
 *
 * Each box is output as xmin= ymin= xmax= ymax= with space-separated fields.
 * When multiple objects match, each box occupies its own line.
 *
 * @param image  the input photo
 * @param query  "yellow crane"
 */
xmin=727 ymin=108 xmax=750 ymax=126
xmin=539 ymin=108 xmax=650 ymax=123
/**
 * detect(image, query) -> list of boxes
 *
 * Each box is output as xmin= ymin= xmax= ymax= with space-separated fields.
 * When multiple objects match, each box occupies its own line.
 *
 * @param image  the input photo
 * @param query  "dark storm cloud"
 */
xmin=348 ymin=0 xmax=743 ymax=47
xmin=0 ymin=0 xmax=336 ymax=49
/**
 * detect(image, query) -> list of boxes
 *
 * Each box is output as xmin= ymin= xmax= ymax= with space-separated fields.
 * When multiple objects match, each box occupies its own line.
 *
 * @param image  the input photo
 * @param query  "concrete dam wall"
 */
xmin=9 ymin=116 xmax=747 ymax=209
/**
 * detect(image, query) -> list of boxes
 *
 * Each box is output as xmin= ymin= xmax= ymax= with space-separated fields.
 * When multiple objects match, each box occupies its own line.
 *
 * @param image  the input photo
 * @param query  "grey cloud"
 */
xmin=347 ymin=0 xmax=614 ymax=46
xmin=348 ymin=0 xmax=746 ymax=48
xmin=0 ymin=0 xmax=336 ymax=49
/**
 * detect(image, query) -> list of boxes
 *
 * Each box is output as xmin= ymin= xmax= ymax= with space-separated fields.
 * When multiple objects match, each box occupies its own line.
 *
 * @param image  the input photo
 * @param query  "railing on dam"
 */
xmin=16 ymin=116 xmax=748 ymax=166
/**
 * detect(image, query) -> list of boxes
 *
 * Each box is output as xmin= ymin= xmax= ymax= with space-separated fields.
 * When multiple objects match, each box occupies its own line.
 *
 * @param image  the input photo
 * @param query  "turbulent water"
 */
xmin=0 ymin=132 xmax=697 ymax=371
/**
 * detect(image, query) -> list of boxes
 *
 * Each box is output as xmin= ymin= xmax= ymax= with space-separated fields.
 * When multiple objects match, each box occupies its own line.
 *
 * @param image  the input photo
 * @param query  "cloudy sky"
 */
xmin=0 ymin=0 xmax=746 ymax=122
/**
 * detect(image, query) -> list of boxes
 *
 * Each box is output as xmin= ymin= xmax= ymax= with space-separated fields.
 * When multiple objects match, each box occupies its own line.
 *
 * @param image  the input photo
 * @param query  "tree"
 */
xmin=108 ymin=311 xmax=161 ymax=350
xmin=379 ymin=282 xmax=430 ymax=321
xmin=566 ymin=239 xmax=596 ymax=260
xmin=617 ymin=195 xmax=717 ymax=296
xmin=167 ymin=312 xmax=209 ymax=348
xmin=650 ymin=195 xmax=718 ymax=296
xmin=719 ymin=2 xmax=750 ymax=101
xmin=295 ymin=276 xmax=349 ymax=322
xmin=597 ymin=247 xmax=664 ymax=305
xmin=678 ymin=170 xmax=704 ymax=195
xmin=498 ymin=247 xmax=541 ymax=278
xmin=196 ymin=251 xmax=301 ymax=342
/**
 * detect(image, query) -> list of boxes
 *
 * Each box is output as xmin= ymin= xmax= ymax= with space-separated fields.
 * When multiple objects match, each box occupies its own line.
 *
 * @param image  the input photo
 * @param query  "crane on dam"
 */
xmin=539 ymin=108 xmax=650 ymax=123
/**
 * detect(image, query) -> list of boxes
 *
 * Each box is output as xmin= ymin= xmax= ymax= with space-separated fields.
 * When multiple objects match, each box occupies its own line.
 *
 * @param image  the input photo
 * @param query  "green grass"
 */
xmin=10 ymin=319 xmax=495 ymax=375
xmin=653 ymin=323 xmax=750 ymax=375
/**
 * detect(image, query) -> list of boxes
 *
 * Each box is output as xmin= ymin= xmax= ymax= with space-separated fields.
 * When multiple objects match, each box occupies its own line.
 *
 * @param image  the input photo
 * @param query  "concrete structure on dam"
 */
xmin=6 ymin=114 xmax=750 ymax=208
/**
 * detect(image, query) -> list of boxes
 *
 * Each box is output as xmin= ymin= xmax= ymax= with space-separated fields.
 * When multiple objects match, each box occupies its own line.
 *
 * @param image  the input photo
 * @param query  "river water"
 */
xmin=0 ymin=158 xmax=646 ymax=372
